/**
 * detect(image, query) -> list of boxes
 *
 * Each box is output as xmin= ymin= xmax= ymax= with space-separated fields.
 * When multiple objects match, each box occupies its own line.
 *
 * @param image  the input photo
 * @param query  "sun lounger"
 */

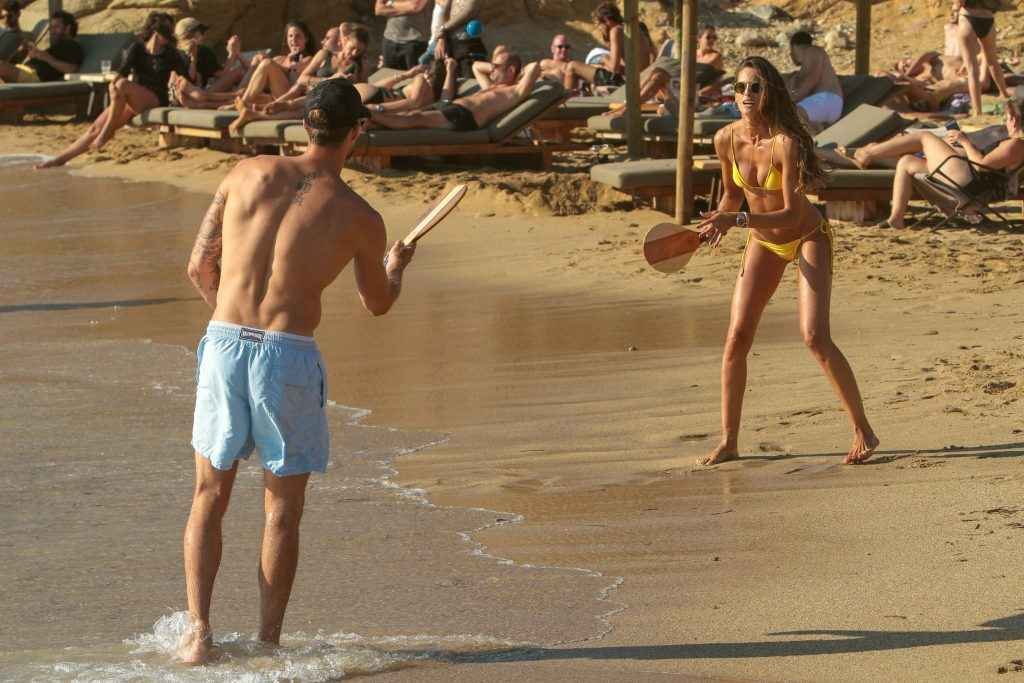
xmin=138 ymin=82 xmax=570 ymax=168
xmin=347 ymin=80 xmax=571 ymax=169
xmin=0 ymin=32 xmax=134 ymax=119
xmin=588 ymin=113 xmax=733 ymax=157
xmin=838 ymin=75 xmax=895 ymax=115
xmin=591 ymin=156 xmax=900 ymax=221
xmin=814 ymin=104 xmax=911 ymax=149
xmin=589 ymin=157 xmax=721 ymax=214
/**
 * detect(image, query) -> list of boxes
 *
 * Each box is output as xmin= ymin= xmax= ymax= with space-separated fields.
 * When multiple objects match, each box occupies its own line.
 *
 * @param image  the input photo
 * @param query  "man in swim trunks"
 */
xmin=786 ymin=31 xmax=843 ymax=129
xmin=177 ymin=79 xmax=416 ymax=666
xmin=369 ymin=52 xmax=540 ymax=132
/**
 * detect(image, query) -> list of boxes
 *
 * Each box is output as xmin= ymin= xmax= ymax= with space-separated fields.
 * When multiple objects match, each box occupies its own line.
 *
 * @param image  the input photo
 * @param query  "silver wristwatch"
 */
xmin=735 ymin=211 xmax=749 ymax=229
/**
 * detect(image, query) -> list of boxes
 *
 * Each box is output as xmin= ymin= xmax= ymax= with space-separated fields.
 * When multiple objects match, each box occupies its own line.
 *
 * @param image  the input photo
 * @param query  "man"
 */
xmin=375 ymin=0 xmax=432 ymax=69
xmin=562 ymin=2 xmax=654 ymax=92
xmin=369 ymin=53 xmax=539 ymax=131
xmin=176 ymin=17 xmax=221 ymax=89
xmin=539 ymin=33 xmax=572 ymax=81
xmin=786 ymin=31 xmax=844 ymax=128
xmin=177 ymin=79 xmax=416 ymax=666
xmin=434 ymin=0 xmax=485 ymax=77
xmin=1 ymin=0 xmax=21 ymax=32
xmin=0 ymin=10 xmax=82 ymax=83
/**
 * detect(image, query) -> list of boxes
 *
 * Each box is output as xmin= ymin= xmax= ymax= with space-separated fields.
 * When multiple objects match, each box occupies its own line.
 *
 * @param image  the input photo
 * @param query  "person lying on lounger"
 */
xmin=370 ymin=54 xmax=540 ymax=131
xmin=839 ymin=100 xmax=1024 ymax=228
xmin=227 ymin=58 xmax=454 ymax=136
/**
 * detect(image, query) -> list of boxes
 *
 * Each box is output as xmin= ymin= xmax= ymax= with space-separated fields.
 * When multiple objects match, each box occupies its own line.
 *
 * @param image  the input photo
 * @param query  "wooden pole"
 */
xmin=675 ymin=0 xmax=698 ymax=223
xmin=623 ymin=0 xmax=643 ymax=160
xmin=854 ymin=0 xmax=870 ymax=76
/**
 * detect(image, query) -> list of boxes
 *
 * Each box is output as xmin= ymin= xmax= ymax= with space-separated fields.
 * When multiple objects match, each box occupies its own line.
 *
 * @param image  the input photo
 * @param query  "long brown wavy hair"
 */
xmin=736 ymin=56 xmax=826 ymax=193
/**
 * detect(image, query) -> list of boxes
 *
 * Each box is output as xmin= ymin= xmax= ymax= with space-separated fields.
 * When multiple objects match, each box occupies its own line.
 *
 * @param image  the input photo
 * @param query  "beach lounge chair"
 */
xmin=589 ymin=157 xmax=721 ymax=214
xmin=343 ymin=80 xmax=570 ymax=170
xmin=590 ymin=155 xmax=899 ymax=221
xmin=838 ymin=75 xmax=895 ymax=115
xmin=814 ymin=104 xmax=911 ymax=150
xmin=0 ymin=32 xmax=134 ymax=120
xmin=910 ymin=156 xmax=1023 ymax=228
xmin=587 ymin=112 xmax=732 ymax=157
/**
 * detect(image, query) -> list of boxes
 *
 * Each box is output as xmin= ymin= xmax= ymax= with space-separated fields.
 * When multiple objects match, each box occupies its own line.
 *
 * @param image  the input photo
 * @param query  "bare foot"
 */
xmin=836 ymin=145 xmax=873 ymax=170
xmin=699 ymin=443 xmax=740 ymax=466
xmin=844 ymin=430 xmax=880 ymax=464
xmin=228 ymin=108 xmax=252 ymax=136
xmin=177 ymin=621 xmax=214 ymax=666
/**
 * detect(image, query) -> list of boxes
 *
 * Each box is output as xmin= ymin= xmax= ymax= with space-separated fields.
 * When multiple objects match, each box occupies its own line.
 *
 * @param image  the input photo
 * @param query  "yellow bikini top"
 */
xmin=730 ymin=129 xmax=783 ymax=192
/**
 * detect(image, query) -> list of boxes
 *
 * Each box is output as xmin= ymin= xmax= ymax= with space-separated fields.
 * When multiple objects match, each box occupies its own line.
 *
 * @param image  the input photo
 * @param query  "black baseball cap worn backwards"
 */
xmin=304 ymin=79 xmax=370 ymax=132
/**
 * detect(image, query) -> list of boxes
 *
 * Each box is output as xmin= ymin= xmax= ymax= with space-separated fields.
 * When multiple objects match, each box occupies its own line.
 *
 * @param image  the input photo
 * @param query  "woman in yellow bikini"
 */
xmin=697 ymin=56 xmax=878 ymax=465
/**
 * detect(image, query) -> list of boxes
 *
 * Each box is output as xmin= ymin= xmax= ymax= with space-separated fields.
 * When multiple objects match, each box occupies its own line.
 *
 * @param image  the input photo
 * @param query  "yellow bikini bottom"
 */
xmin=743 ymin=218 xmax=834 ymax=268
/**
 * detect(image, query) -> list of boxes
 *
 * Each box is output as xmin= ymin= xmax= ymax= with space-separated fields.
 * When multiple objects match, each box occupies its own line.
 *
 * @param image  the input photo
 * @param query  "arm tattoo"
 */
xmin=292 ymin=171 xmax=322 ymax=206
xmin=190 ymin=192 xmax=226 ymax=292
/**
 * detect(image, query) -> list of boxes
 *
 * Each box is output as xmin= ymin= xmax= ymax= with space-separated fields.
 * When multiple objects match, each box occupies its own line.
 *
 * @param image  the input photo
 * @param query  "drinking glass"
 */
xmin=100 ymin=60 xmax=112 ymax=74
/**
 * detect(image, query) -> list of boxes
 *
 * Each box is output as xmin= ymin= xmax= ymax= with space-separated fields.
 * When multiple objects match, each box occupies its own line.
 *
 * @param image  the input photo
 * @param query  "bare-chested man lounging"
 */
xmin=786 ymin=31 xmax=844 ymax=129
xmin=178 ymin=79 xmax=416 ymax=666
xmin=368 ymin=51 xmax=540 ymax=131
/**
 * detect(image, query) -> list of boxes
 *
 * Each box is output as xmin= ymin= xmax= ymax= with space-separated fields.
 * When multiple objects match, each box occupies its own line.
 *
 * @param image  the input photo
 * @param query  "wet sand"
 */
xmin=3 ymin=121 xmax=1024 ymax=680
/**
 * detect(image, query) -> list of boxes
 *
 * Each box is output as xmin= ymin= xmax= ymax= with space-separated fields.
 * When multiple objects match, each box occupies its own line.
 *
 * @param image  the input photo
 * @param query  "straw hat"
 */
xmin=175 ymin=17 xmax=207 ymax=41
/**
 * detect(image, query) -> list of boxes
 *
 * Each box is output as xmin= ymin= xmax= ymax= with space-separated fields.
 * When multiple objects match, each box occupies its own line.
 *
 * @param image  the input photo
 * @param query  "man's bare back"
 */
xmin=189 ymin=155 xmax=408 ymax=337
xmin=790 ymin=45 xmax=842 ymax=99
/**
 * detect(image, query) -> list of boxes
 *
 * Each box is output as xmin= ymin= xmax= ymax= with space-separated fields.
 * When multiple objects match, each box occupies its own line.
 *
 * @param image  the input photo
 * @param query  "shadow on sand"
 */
xmin=434 ymin=613 xmax=1024 ymax=664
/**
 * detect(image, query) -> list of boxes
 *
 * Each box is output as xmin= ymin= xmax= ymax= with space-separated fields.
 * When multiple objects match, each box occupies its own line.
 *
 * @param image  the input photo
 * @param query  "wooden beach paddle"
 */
xmin=642 ymin=222 xmax=709 ymax=273
xmin=401 ymin=183 xmax=468 ymax=246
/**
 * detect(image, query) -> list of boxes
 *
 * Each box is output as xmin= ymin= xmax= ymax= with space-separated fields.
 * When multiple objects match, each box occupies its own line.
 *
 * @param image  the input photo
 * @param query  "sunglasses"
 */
xmin=734 ymin=80 xmax=763 ymax=95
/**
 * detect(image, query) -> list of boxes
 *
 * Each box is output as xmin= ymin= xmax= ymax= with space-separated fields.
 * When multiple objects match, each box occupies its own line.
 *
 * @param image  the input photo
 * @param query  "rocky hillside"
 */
xmin=17 ymin=0 xmax=1024 ymax=74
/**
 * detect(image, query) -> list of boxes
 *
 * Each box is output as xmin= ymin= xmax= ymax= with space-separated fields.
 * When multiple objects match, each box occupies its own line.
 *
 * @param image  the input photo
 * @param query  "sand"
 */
xmin=4 ymin=118 xmax=1024 ymax=681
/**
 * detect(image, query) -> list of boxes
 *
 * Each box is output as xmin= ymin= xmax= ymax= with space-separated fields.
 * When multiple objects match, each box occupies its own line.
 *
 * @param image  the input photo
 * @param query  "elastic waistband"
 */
xmin=206 ymin=321 xmax=316 ymax=347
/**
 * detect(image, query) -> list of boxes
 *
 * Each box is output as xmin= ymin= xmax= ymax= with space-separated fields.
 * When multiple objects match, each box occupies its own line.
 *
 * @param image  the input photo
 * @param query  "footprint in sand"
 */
xmin=678 ymin=433 xmax=709 ymax=442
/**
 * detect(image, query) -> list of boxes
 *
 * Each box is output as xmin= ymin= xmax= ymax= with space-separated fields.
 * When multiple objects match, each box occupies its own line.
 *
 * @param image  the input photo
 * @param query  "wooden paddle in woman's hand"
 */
xmin=402 ymin=183 xmax=468 ymax=245
xmin=642 ymin=222 xmax=709 ymax=272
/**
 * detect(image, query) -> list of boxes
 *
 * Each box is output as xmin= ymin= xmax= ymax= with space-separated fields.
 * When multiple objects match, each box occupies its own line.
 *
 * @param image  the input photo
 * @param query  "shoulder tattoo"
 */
xmin=292 ymin=171 xmax=323 ymax=206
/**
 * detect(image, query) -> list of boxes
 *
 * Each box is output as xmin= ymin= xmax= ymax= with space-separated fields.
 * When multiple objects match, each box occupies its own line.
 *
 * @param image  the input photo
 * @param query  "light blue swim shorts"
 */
xmin=192 ymin=322 xmax=329 ymax=476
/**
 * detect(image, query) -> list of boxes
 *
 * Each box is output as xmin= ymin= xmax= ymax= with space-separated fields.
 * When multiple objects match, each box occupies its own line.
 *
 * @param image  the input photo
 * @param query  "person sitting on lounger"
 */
xmin=539 ymin=34 xmax=573 ymax=81
xmin=176 ymin=18 xmax=221 ymax=89
xmin=370 ymin=53 xmax=540 ymax=131
xmin=173 ymin=21 xmax=319 ymax=109
xmin=37 ymin=12 xmax=186 ymax=169
xmin=562 ymin=2 xmax=655 ymax=93
xmin=840 ymin=100 xmax=1024 ymax=228
xmin=785 ymin=31 xmax=843 ymax=129
xmin=297 ymin=23 xmax=369 ymax=88
xmin=0 ymin=10 xmax=82 ymax=83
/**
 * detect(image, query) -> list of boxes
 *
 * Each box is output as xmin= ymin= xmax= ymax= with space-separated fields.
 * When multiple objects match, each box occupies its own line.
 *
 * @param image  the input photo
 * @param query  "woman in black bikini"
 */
xmin=956 ymin=0 xmax=1010 ymax=115
xmin=37 ymin=12 xmax=186 ymax=169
